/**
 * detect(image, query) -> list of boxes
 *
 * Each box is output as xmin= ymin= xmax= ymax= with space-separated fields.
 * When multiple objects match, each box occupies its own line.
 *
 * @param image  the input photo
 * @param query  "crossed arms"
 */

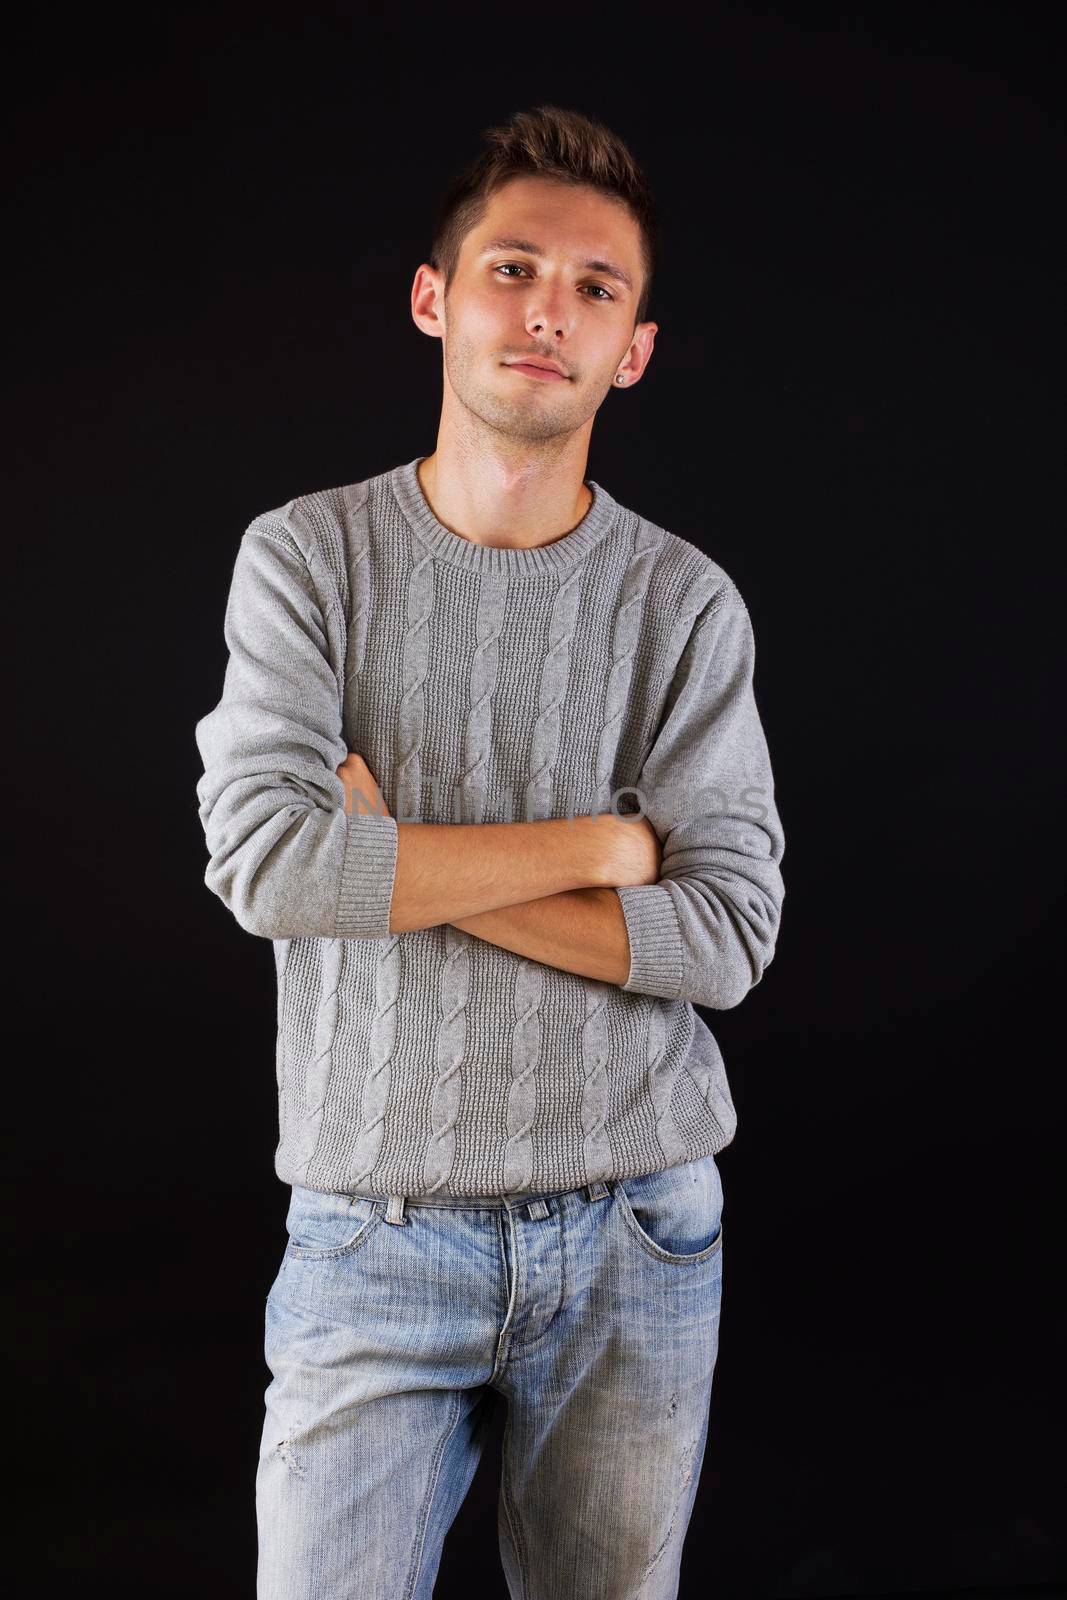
xmin=336 ymin=751 xmax=659 ymax=986
xmin=194 ymin=523 xmax=785 ymax=1010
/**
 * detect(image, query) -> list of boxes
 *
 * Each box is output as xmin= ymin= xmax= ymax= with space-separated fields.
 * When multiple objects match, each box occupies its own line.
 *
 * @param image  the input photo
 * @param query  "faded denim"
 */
xmin=257 ymin=1152 xmax=725 ymax=1599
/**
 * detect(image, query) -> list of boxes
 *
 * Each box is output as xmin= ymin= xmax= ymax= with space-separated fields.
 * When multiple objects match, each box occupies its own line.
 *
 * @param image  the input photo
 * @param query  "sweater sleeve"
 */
xmin=614 ymin=578 xmax=786 ymax=1009
xmin=193 ymin=521 xmax=399 ymax=941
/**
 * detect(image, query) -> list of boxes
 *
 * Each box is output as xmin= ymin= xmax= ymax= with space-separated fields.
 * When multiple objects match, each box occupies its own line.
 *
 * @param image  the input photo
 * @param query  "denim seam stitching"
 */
xmin=404 ymin=1387 xmax=464 ymax=1600
xmin=498 ymin=1405 xmax=531 ymax=1599
xmin=489 ymin=1208 xmax=522 ymax=1384
xmin=497 ymin=1203 xmax=569 ymax=1356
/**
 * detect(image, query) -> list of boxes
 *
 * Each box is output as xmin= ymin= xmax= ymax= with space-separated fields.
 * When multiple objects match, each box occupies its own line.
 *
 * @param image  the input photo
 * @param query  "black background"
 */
xmin=7 ymin=3 xmax=1064 ymax=1596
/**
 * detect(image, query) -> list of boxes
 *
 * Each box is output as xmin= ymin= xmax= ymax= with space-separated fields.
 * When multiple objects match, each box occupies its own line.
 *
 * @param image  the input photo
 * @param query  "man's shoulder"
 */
xmin=619 ymin=495 xmax=741 ymax=620
xmin=248 ymin=475 xmax=370 ymax=545
xmin=241 ymin=463 xmax=394 ymax=582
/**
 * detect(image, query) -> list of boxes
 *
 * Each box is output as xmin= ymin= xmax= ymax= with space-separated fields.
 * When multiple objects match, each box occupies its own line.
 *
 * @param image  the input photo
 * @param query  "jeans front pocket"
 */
xmin=614 ymin=1154 xmax=724 ymax=1265
xmin=284 ymin=1184 xmax=383 ymax=1260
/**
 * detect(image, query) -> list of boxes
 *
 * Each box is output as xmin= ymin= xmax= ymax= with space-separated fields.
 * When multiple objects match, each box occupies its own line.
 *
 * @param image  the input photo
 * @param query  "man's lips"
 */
xmin=504 ymin=361 xmax=570 ymax=382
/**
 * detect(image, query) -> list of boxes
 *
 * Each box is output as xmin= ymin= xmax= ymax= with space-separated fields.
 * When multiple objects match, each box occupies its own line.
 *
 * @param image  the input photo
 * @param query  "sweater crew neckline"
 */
xmin=388 ymin=456 xmax=619 ymax=576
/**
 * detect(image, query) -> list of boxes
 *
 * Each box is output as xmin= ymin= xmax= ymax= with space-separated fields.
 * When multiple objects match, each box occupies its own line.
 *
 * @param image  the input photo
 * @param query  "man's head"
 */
xmin=411 ymin=105 xmax=660 ymax=447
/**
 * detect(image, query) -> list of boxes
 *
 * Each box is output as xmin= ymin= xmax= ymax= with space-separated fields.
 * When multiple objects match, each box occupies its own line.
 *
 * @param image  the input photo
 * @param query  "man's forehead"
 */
xmin=468 ymin=195 xmax=639 ymax=290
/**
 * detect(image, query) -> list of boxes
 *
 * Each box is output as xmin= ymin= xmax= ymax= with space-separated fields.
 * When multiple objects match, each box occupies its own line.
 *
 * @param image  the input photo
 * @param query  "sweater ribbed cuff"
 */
xmin=615 ymin=884 xmax=685 ymax=999
xmin=335 ymin=812 xmax=399 ymax=940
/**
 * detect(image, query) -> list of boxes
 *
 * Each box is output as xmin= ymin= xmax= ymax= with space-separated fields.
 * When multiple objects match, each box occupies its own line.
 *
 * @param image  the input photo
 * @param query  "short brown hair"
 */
xmin=429 ymin=104 xmax=661 ymax=328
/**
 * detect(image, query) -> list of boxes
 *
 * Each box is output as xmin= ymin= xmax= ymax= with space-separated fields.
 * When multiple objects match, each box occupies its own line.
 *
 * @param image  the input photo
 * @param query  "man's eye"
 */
xmin=493 ymin=264 xmax=613 ymax=301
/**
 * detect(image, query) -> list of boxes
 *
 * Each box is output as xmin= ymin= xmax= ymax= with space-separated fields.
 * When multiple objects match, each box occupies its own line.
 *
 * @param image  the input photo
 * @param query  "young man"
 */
xmin=195 ymin=104 xmax=786 ymax=1600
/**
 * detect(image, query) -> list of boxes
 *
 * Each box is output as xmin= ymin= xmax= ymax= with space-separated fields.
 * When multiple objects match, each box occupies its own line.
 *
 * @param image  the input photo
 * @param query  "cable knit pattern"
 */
xmin=463 ymin=573 xmax=506 ymax=809
xmin=194 ymin=456 xmax=786 ymax=1198
xmin=423 ymin=926 xmax=473 ymax=1193
xmin=595 ymin=511 xmax=662 ymax=799
xmin=526 ymin=563 xmax=582 ymax=818
xmin=578 ymin=976 xmax=613 ymax=1180
xmin=646 ymin=996 xmax=689 ymax=1166
xmin=346 ymin=930 xmax=402 ymax=1190
xmin=289 ymin=935 xmax=344 ymax=1180
xmin=503 ymin=956 xmax=544 ymax=1192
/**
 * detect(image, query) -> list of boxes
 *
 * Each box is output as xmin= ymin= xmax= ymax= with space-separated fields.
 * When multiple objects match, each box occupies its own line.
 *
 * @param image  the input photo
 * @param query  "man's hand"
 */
xmin=336 ymin=752 xmax=391 ymax=817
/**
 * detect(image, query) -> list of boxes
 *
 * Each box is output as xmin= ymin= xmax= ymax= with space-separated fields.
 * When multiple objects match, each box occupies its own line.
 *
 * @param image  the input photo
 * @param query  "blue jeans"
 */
xmin=256 ymin=1153 xmax=725 ymax=1599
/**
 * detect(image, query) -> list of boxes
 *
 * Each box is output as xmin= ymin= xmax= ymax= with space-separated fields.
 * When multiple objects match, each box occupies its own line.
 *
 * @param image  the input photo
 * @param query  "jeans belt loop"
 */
xmin=385 ymin=1195 xmax=408 ymax=1225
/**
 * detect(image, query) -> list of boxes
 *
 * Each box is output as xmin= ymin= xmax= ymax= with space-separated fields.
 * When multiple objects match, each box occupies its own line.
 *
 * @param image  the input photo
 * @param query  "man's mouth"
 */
xmin=504 ymin=361 xmax=570 ymax=382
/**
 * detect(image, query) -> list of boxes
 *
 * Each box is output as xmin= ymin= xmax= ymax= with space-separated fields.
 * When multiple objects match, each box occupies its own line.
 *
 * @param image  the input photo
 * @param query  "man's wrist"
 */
xmin=563 ymin=811 xmax=617 ymax=891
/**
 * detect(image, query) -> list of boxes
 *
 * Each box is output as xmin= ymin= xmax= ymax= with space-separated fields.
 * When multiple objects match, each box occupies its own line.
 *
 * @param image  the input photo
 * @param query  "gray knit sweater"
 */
xmin=194 ymin=457 xmax=786 ymax=1199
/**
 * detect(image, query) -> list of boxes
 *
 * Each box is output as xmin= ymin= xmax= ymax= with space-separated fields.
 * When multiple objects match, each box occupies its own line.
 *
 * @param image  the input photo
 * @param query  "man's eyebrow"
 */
xmin=477 ymin=236 xmax=634 ymax=294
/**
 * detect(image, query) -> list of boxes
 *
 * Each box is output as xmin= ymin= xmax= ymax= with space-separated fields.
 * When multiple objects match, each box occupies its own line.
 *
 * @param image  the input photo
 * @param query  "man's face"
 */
xmin=422 ymin=175 xmax=655 ymax=444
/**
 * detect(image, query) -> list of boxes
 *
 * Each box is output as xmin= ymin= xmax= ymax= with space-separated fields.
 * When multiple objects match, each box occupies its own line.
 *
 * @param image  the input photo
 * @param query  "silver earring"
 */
xmin=615 ymin=373 xmax=625 ymax=384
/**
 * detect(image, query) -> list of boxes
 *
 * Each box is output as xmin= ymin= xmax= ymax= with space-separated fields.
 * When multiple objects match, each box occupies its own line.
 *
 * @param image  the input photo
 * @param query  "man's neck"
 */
xmin=416 ymin=453 xmax=593 ymax=553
